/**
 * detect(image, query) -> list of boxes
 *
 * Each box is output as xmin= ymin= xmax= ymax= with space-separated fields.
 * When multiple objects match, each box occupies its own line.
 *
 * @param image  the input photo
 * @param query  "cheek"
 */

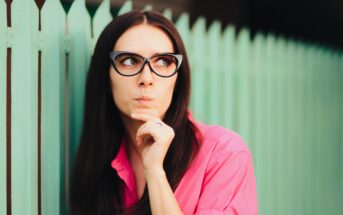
xmin=110 ymin=76 xmax=129 ymax=108
xmin=161 ymin=77 xmax=177 ymax=103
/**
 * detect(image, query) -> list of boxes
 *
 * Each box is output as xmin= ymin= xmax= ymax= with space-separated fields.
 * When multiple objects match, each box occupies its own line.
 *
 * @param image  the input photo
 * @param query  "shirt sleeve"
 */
xmin=194 ymin=149 xmax=258 ymax=215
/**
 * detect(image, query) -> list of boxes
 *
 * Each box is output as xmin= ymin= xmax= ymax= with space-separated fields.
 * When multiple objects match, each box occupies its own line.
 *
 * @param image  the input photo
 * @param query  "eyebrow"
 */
xmin=114 ymin=51 xmax=176 ymax=56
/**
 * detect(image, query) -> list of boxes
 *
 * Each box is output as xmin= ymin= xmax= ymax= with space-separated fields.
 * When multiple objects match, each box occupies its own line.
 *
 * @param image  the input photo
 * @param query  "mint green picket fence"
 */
xmin=1 ymin=0 xmax=342 ymax=215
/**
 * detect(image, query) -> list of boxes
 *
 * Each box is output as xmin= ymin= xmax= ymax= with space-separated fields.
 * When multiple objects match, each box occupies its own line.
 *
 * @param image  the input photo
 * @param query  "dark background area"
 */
xmin=65 ymin=0 xmax=343 ymax=50
xmin=188 ymin=0 xmax=343 ymax=50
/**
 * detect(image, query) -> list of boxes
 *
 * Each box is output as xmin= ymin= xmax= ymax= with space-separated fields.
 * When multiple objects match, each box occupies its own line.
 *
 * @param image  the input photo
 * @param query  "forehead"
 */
xmin=113 ymin=24 xmax=174 ymax=55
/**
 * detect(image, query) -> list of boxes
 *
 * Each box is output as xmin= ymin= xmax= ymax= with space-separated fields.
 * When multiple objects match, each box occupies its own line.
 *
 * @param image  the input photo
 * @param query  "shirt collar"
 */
xmin=111 ymin=138 xmax=138 ymax=199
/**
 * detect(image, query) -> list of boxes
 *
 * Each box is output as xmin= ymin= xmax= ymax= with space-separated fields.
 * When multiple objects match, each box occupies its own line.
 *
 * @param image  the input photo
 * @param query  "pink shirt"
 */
xmin=111 ymin=120 xmax=258 ymax=215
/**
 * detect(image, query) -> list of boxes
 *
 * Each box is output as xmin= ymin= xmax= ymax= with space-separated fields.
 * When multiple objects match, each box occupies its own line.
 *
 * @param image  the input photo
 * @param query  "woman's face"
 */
xmin=109 ymin=24 xmax=178 ymax=120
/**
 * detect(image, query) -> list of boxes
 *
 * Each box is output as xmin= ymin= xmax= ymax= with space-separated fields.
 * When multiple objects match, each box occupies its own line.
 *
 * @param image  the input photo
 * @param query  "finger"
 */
xmin=136 ymin=121 xmax=167 ymax=144
xmin=136 ymin=133 xmax=153 ymax=147
xmin=136 ymin=122 xmax=160 ymax=141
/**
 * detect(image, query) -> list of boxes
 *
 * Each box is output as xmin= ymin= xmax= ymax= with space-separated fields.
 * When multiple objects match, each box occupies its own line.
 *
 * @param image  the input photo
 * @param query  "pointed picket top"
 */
xmin=236 ymin=27 xmax=251 ymax=74
xmin=207 ymin=19 xmax=222 ymax=57
xmin=223 ymin=24 xmax=236 ymax=64
xmin=275 ymin=36 xmax=288 ymax=73
xmin=117 ymin=0 xmax=132 ymax=16
xmin=237 ymin=27 xmax=250 ymax=47
xmin=192 ymin=16 xmax=206 ymax=35
xmin=252 ymin=32 xmax=267 ymax=69
xmin=265 ymin=33 xmax=278 ymax=61
xmin=163 ymin=8 xmax=173 ymax=21
xmin=207 ymin=20 xmax=221 ymax=58
xmin=68 ymin=0 xmax=92 ymax=45
xmin=175 ymin=12 xmax=189 ymax=29
xmin=253 ymin=32 xmax=266 ymax=46
xmin=93 ymin=0 xmax=112 ymax=50
xmin=223 ymin=24 xmax=235 ymax=41
xmin=208 ymin=20 xmax=221 ymax=36
xmin=143 ymin=4 xmax=153 ymax=11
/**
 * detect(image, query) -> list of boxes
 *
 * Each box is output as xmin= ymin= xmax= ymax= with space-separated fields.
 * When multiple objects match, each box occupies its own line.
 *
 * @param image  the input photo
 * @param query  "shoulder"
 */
xmin=194 ymin=121 xmax=252 ymax=157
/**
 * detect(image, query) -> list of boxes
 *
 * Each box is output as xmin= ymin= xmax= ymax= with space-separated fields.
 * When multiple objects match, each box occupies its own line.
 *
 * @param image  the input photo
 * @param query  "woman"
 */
xmin=71 ymin=10 xmax=258 ymax=215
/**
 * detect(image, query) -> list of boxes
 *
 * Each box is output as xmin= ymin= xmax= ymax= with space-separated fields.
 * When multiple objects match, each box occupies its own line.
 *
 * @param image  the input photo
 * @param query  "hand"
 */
xmin=131 ymin=113 xmax=175 ymax=172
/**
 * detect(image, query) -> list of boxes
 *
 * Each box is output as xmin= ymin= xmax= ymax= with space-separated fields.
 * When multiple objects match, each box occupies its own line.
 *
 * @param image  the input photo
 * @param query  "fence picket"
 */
xmin=207 ymin=21 xmax=222 ymax=125
xmin=252 ymin=33 xmax=267 ymax=215
xmin=190 ymin=17 xmax=206 ymax=121
xmin=236 ymin=28 xmax=251 ymax=144
xmin=275 ymin=37 xmax=287 ymax=215
xmin=41 ymin=0 xmax=67 ymax=214
xmin=0 ymin=0 xmax=7 ymax=214
xmin=67 ymin=0 xmax=92 ymax=175
xmin=222 ymin=25 xmax=236 ymax=129
xmin=10 ymin=0 xmax=40 ymax=214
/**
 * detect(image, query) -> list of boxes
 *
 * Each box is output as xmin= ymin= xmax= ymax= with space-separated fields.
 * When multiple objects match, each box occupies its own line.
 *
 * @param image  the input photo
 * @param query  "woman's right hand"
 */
xmin=131 ymin=113 xmax=175 ymax=172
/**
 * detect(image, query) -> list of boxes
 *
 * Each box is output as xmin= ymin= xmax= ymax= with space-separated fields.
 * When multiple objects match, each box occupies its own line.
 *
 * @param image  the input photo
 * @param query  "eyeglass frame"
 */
xmin=109 ymin=51 xmax=183 ymax=78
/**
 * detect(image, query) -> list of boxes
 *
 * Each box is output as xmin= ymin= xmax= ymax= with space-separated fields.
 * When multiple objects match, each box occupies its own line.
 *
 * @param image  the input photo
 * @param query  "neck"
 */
xmin=119 ymin=113 xmax=143 ymax=160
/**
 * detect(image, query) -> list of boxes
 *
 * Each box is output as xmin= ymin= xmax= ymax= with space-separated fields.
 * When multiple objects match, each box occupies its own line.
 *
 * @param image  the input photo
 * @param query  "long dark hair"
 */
xmin=70 ymin=10 xmax=201 ymax=215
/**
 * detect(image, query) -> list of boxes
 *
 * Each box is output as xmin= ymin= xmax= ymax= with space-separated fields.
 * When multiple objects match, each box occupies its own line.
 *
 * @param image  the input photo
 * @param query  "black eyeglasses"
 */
xmin=110 ymin=51 xmax=183 ymax=78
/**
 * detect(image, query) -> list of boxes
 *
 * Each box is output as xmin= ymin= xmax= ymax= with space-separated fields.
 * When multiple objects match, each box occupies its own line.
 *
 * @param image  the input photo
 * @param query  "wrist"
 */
xmin=144 ymin=166 xmax=166 ymax=178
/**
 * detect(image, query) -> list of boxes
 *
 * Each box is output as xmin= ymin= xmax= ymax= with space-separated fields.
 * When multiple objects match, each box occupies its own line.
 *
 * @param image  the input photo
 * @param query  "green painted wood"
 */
xmin=41 ymin=0 xmax=67 ymax=214
xmin=222 ymin=25 xmax=236 ymax=130
xmin=313 ymin=48 xmax=322 ymax=215
xmin=305 ymin=45 xmax=314 ymax=214
xmin=282 ymin=38 xmax=290 ymax=215
xmin=162 ymin=8 xmax=172 ymax=21
xmin=297 ymin=44 xmax=306 ymax=215
xmin=273 ymin=37 xmax=284 ymax=215
xmin=175 ymin=13 xmax=191 ymax=55
xmin=268 ymin=34 xmax=278 ymax=215
xmin=67 ymin=0 xmax=92 ymax=180
xmin=189 ymin=17 xmax=206 ymax=122
xmin=251 ymin=32 xmax=267 ymax=215
xmin=143 ymin=4 xmax=153 ymax=11
xmin=117 ymin=0 xmax=132 ymax=16
xmin=11 ymin=0 xmax=39 ymax=214
xmin=207 ymin=21 xmax=222 ymax=125
xmin=290 ymin=41 xmax=301 ymax=214
xmin=0 ymin=1 xmax=7 ymax=214
xmin=236 ymin=28 xmax=251 ymax=143
xmin=283 ymin=38 xmax=293 ymax=215
xmin=1 ymin=1 xmax=343 ymax=214
xmin=93 ymin=0 xmax=112 ymax=52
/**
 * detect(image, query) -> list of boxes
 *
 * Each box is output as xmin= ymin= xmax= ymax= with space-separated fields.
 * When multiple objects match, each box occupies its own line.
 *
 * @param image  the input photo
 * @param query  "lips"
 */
xmin=135 ymin=96 xmax=153 ymax=105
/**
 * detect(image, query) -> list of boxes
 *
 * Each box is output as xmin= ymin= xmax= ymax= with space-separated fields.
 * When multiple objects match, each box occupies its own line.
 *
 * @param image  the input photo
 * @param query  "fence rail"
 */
xmin=1 ymin=0 xmax=342 ymax=215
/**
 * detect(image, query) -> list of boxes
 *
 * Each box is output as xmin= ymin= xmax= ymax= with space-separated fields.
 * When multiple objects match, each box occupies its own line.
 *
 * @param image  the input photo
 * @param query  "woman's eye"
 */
xmin=122 ymin=57 xmax=137 ymax=66
xmin=156 ymin=57 xmax=172 ymax=67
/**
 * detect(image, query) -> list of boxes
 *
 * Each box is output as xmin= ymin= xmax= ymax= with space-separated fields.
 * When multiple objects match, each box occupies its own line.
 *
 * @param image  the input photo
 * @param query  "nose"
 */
xmin=138 ymin=63 xmax=154 ymax=87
